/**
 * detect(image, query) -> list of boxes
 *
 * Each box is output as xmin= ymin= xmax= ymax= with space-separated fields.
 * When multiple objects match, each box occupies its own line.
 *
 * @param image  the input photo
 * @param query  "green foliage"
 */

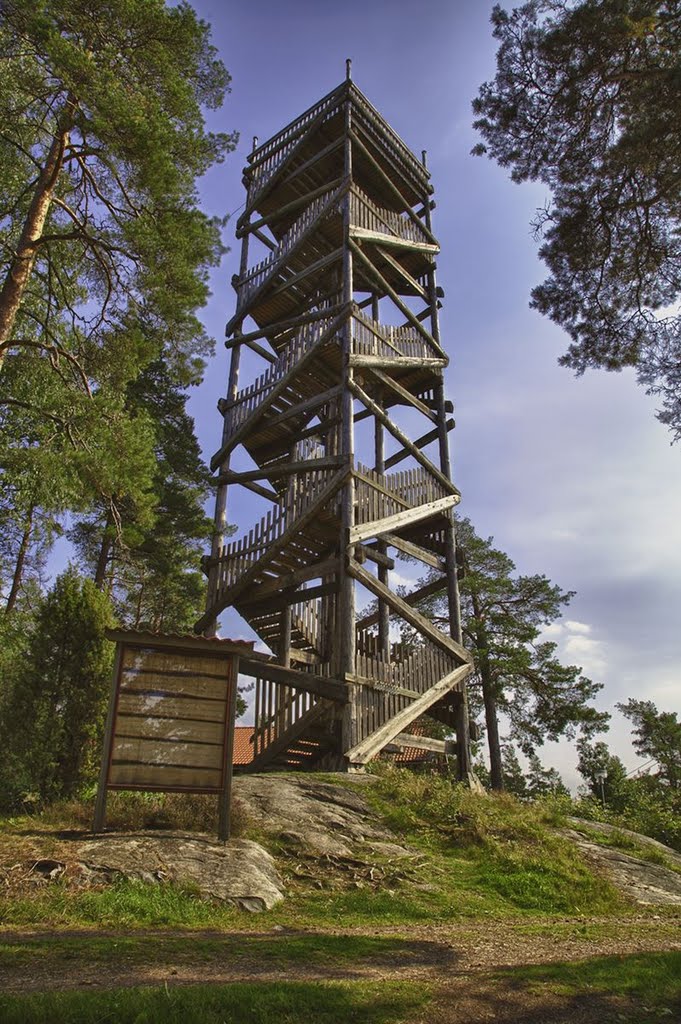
xmin=0 ymin=568 xmax=114 ymax=810
xmin=411 ymin=517 xmax=607 ymax=788
xmin=576 ymin=736 xmax=681 ymax=850
xmin=0 ymin=0 xmax=234 ymax=371
xmin=0 ymin=980 xmax=431 ymax=1024
xmin=69 ymin=357 xmax=214 ymax=629
xmin=473 ymin=1 xmax=681 ymax=438
xmin=617 ymin=698 xmax=681 ymax=789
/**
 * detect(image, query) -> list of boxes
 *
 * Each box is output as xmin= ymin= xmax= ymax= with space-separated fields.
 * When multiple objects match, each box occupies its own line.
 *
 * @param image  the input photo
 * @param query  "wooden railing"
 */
xmin=351 ymin=86 xmax=430 ymax=188
xmin=213 ymin=466 xmax=336 ymax=600
xmin=354 ymin=464 xmax=448 ymax=526
xmin=237 ymin=189 xmax=342 ymax=310
xmin=224 ymin=315 xmax=340 ymax=435
xmin=252 ymin=675 xmax=319 ymax=758
xmin=247 ymin=88 xmax=344 ymax=204
xmin=351 ymin=310 xmax=436 ymax=360
xmin=349 ymin=185 xmax=430 ymax=247
xmin=352 ymin=639 xmax=456 ymax=746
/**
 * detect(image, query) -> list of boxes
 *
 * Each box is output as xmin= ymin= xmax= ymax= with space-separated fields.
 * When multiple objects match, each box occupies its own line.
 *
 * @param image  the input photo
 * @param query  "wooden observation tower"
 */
xmin=196 ymin=65 xmax=473 ymax=775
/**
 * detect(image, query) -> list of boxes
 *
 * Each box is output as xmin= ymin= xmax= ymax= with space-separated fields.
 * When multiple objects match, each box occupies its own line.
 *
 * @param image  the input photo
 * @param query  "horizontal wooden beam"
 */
xmin=344 ymin=663 xmax=471 ymax=764
xmin=350 ymin=227 xmax=439 ymax=256
xmin=240 ymin=656 xmax=349 ymax=704
xmin=216 ymin=456 xmax=345 ymax=487
xmin=387 ymin=733 xmax=454 ymax=754
xmin=350 ymin=355 xmax=447 ymax=371
xmin=249 ymin=556 xmax=340 ymax=601
xmin=239 ymin=580 xmax=338 ymax=613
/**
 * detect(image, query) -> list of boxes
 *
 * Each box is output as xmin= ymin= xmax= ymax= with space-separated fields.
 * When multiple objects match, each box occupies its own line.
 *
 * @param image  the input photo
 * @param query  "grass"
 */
xmin=0 ymin=980 xmax=432 ymax=1024
xmin=0 ymin=931 xmax=438 ymax=970
xmin=497 ymin=950 xmax=681 ymax=1020
xmin=0 ymin=767 xmax=633 ymax=931
xmin=571 ymin=823 xmax=681 ymax=872
xmin=360 ymin=766 xmax=624 ymax=916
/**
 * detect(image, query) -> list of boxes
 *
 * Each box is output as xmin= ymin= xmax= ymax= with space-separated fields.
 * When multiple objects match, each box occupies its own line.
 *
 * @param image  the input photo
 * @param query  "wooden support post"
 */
xmin=372 ymin=302 xmax=391 ymax=663
xmin=217 ymin=658 xmax=239 ymax=843
xmin=340 ymin=95 xmax=357 ymax=755
xmin=423 ymin=183 xmax=471 ymax=779
xmin=92 ymin=641 xmax=123 ymax=833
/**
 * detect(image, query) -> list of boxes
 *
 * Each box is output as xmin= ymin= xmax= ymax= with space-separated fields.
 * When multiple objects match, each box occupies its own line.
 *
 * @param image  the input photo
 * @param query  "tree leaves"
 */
xmin=473 ymin=1 xmax=681 ymax=438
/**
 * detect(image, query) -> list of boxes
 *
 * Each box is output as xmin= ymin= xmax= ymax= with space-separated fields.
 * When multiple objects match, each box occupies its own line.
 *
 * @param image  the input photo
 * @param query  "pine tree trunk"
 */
xmin=470 ymin=588 xmax=505 ymax=790
xmin=94 ymin=526 xmax=113 ymax=591
xmin=0 ymin=99 xmax=74 ymax=372
xmin=5 ymin=507 xmax=34 ymax=614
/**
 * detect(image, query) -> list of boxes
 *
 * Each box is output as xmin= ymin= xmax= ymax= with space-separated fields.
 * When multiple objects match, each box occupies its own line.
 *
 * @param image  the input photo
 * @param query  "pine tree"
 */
xmin=1 ymin=568 xmax=114 ymax=807
xmin=411 ymin=517 xmax=608 ymax=789
xmin=473 ymin=1 xmax=681 ymax=438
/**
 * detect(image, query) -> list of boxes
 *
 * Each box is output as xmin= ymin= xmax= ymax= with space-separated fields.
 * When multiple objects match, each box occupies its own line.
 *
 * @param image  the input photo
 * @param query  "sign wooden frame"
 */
xmin=93 ymin=631 xmax=253 ymax=841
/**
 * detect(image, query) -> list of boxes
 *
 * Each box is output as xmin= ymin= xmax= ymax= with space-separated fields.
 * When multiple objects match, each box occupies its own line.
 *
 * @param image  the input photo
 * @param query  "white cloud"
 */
xmin=564 ymin=620 xmax=591 ymax=635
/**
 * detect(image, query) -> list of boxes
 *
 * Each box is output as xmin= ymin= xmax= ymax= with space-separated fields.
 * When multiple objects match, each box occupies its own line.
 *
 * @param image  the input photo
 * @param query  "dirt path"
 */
xmin=1 ymin=915 xmax=678 ymax=995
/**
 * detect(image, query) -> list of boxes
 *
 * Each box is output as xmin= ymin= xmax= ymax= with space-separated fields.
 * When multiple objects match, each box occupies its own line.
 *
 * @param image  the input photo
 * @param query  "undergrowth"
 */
xmin=362 ymin=765 xmax=623 ymax=915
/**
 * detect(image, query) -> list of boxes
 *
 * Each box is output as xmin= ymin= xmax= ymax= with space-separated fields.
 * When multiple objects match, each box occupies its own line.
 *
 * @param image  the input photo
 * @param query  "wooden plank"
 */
xmin=350 ymin=355 xmax=446 ymax=370
xmin=113 ymin=715 xmax=225 ymax=745
xmin=239 ymin=656 xmax=349 ymax=703
xmin=348 ymin=559 xmax=472 ymax=663
xmin=349 ymin=494 xmax=459 ymax=544
xmin=119 ymin=671 xmax=229 ymax=702
xmin=216 ymin=457 xmax=345 ymax=486
xmin=239 ymin=581 xmax=339 ymax=613
xmin=241 ymin=556 xmax=339 ymax=601
xmin=350 ymin=226 xmax=439 ymax=256
xmin=111 ymin=737 xmax=224 ymax=770
xmin=116 ymin=692 xmax=227 ymax=723
xmin=108 ymin=764 xmax=222 ymax=790
xmin=344 ymin=663 xmax=471 ymax=764
xmin=389 ymin=733 xmax=449 ymax=753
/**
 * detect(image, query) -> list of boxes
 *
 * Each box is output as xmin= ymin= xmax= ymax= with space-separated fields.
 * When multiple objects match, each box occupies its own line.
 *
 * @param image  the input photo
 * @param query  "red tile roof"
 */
xmin=230 ymin=726 xmax=432 ymax=766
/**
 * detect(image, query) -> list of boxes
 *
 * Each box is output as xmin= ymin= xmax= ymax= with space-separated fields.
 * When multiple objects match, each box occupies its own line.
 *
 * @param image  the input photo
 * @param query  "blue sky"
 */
xmin=182 ymin=0 xmax=680 ymax=787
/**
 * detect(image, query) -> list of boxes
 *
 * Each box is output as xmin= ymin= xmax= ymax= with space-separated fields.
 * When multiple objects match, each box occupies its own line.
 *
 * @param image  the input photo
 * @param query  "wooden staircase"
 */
xmin=199 ymin=72 xmax=473 ymax=775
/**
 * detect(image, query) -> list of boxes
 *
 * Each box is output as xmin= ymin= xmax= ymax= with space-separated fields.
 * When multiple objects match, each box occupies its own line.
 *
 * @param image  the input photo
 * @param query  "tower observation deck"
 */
xmin=196 ymin=67 xmax=473 ymax=775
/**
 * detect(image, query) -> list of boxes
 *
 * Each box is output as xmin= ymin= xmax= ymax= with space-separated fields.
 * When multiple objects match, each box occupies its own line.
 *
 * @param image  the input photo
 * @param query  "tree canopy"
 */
xmin=0 ymin=0 xmax=235 ymax=383
xmin=473 ymin=1 xmax=681 ymax=438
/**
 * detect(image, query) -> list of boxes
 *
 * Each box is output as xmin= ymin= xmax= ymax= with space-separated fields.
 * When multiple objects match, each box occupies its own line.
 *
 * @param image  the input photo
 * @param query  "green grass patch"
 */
xmin=0 ymin=979 xmax=431 ymax=1024
xmin=0 ymin=878 xmax=242 ymax=929
xmin=361 ymin=766 xmax=623 ymax=916
xmin=0 ymin=931 xmax=438 ymax=971
xmin=499 ymin=950 xmax=681 ymax=1019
